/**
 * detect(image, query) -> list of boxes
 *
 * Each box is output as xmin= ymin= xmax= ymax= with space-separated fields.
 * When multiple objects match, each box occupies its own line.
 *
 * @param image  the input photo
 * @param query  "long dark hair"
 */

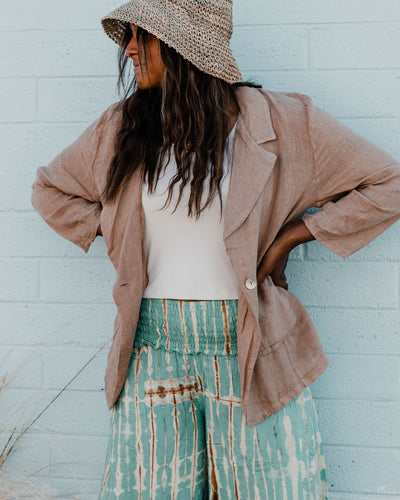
xmin=101 ymin=23 xmax=262 ymax=219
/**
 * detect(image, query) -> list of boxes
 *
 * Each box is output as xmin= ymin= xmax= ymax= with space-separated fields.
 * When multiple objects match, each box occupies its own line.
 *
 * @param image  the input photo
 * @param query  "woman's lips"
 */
xmin=131 ymin=58 xmax=140 ymax=71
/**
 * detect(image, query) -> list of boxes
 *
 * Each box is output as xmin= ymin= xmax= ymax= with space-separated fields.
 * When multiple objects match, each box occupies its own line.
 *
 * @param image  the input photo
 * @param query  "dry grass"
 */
xmin=0 ymin=342 xmax=110 ymax=499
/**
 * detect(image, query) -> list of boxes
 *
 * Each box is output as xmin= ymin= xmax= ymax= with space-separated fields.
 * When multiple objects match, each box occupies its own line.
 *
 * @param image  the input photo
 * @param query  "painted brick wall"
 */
xmin=1 ymin=0 xmax=399 ymax=498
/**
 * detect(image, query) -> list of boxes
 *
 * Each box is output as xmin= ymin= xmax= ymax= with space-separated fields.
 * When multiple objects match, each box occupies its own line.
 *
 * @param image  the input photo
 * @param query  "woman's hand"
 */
xmin=256 ymin=219 xmax=315 ymax=290
xmin=257 ymin=235 xmax=291 ymax=289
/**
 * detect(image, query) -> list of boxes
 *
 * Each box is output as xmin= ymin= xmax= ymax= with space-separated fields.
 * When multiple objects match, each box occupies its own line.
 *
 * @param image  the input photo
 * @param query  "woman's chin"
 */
xmin=136 ymin=78 xmax=151 ymax=90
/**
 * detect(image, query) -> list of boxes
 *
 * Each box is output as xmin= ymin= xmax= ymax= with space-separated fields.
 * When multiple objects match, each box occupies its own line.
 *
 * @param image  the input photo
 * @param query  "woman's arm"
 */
xmin=258 ymin=95 xmax=400 ymax=288
xmin=300 ymin=95 xmax=400 ymax=259
xmin=257 ymin=219 xmax=315 ymax=288
xmin=277 ymin=219 xmax=316 ymax=248
xmin=31 ymin=107 xmax=111 ymax=253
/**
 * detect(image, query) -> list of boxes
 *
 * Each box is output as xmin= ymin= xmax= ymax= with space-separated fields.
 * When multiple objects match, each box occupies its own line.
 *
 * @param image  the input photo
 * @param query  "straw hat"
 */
xmin=101 ymin=0 xmax=243 ymax=84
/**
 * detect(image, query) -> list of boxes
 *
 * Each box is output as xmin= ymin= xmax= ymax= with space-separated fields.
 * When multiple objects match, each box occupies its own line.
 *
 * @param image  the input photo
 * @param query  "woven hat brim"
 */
xmin=101 ymin=1 xmax=243 ymax=84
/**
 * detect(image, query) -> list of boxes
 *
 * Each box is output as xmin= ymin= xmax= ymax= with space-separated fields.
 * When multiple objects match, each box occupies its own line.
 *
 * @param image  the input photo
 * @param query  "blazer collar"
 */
xmin=223 ymin=86 xmax=278 ymax=241
xmin=233 ymin=86 xmax=277 ymax=144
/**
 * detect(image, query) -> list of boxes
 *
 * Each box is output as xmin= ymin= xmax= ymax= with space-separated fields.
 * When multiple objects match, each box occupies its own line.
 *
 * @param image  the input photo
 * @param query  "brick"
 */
xmin=0 ymin=388 xmax=48 ymax=434
xmin=39 ymin=258 xmax=116 ymax=303
xmin=0 ymin=1 xmax=39 ymax=30
xmin=232 ymin=26 xmax=308 ymax=70
xmin=315 ymin=399 xmax=400 ymax=447
xmin=310 ymin=24 xmax=400 ymax=69
xmin=0 ymin=259 xmax=39 ymax=301
xmin=0 ymin=0 xmax=121 ymax=31
xmin=41 ymin=346 xmax=109 ymax=390
xmin=310 ymin=355 xmax=399 ymax=400
xmin=37 ymin=477 xmax=100 ymax=499
xmin=234 ymin=0 xmax=400 ymax=24
xmin=287 ymin=261 xmax=398 ymax=308
xmin=0 ymin=171 xmax=40 ymax=212
xmin=49 ymin=434 xmax=108 ymax=477
xmin=0 ymin=432 xmax=52 ymax=483
xmin=0 ymin=122 xmax=94 ymax=168
xmin=308 ymin=308 xmax=400 ymax=355
xmin=0 ymin=345 xmax=41 ymax=389
xmin=29 ymin=390 xmax=109 ymax=436
xmin=0 ymin=213 xmax=108 ymax=258
xmin=38 ymin=77 xmax=118 ymax=122
xmin=0 ymin=302 xmax=116 ymax=347
xmin=0 ymin=79 xmax=36 ymax=122
xmin=245 ymin=69 xmax=400 ymax=118
xmin=324 ymin=445 xmax=400 ymax=494
xmin=0 ymin=31 xmax=115 ymax=78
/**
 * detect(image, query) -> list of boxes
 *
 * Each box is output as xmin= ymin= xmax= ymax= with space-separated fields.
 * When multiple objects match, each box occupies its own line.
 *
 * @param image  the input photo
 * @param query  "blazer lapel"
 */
xmin=223 ymin=87 xmax=278 ymax=241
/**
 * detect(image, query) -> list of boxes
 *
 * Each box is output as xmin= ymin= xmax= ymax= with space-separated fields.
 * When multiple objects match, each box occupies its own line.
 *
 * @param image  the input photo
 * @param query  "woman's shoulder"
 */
xmin=89 ymin=101 xmax=124 ymax=150
xmin=240 ymin=86 xmax=315 ymax=134
xmin=87 ymin=102 xmax=124 ymax=177
xmin=99 ymin=100 xmax=124 ymax=130
xmin=256 ymin=87 xmax=313 ymax=114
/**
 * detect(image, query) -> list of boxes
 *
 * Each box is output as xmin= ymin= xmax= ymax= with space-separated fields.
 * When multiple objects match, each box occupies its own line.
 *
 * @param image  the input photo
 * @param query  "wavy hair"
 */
xmin=101 ymin=23 xmax=262 ymax=219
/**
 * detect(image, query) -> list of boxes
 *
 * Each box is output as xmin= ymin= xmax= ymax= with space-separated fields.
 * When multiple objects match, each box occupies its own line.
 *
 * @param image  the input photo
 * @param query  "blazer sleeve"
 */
xmin=31 ymin=107 xmax=111 ymax=253
xmin=300 ymin=94 xmax=400 ymax=259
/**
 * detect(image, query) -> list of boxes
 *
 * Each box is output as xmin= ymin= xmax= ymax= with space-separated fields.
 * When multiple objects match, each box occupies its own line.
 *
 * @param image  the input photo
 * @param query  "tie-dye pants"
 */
xmin=99 ymin=298 xmax=329 ymax=499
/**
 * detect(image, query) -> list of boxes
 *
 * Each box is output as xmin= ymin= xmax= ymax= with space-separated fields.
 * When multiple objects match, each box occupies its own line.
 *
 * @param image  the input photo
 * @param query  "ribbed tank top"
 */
xmin=141 ymin=121 xmax=240 ymax=300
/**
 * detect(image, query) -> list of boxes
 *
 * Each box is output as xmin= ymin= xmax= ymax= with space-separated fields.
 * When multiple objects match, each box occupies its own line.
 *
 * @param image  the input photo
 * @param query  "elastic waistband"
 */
xmin=133 ymin=298 xmax=238 ymax=356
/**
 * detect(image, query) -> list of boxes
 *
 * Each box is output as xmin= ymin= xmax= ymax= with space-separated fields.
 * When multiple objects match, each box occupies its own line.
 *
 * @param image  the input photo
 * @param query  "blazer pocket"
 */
xmin=257 ymin=275 xmax=297 ymax=356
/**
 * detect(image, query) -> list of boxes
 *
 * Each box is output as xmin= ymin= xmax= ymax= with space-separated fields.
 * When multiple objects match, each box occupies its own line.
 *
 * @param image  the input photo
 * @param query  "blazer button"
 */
xmin=245 ymin=277 xmax=257 ymax=289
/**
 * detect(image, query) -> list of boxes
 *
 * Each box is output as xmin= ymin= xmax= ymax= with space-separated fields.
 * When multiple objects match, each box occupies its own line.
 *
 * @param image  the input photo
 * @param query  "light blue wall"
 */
xmin=0 ymin=0 xmax=399 ymax=498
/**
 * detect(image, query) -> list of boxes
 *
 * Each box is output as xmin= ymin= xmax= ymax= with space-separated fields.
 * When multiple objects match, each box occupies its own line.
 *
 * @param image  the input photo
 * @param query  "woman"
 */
xmin=30 ymin=0 xmax=400 ymax=499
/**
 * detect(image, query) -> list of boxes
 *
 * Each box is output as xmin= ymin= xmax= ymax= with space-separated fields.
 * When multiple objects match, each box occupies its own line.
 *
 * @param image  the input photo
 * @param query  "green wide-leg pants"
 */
xmin=99 ymin=298 xmax=329 ymax=499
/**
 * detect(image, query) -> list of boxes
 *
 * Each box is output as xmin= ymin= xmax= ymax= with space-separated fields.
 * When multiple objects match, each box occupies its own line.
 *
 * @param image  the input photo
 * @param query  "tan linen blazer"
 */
xmin=31 ymin=86 xmax=400 ymax=426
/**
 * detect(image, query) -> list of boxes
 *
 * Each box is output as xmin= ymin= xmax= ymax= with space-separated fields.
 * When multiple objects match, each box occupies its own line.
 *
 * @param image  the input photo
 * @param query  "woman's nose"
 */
xmin=125 ymin=35 xmax=138 ymax=58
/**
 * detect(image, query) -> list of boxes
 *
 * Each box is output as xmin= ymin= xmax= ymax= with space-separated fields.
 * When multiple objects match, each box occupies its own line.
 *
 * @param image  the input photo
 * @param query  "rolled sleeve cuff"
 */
xmin=302 ymin=205 xmax=400 ymax=260
xmin=79 ymin=202 xmax=103 ymax=253
xmin=302 ymin=210 xmax=353 ymax=259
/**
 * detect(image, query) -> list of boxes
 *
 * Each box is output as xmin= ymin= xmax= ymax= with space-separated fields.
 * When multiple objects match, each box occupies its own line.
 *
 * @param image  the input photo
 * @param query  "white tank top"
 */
xmin=142 ymin=121 xmax=240 ymax=300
